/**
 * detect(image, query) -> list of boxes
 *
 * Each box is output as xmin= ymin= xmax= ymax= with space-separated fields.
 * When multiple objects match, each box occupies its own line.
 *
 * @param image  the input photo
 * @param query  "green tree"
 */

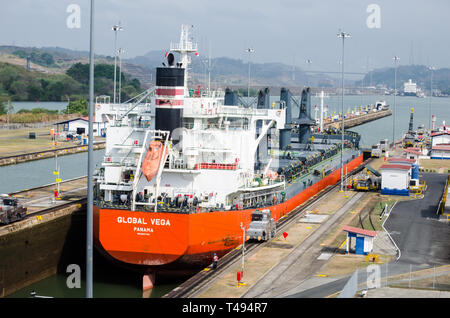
xmin=46 ymin=80 xmax=65 ymax=101
xmin=0 ymin=100 xmax=5 ymax=115
xmin=120 ymin=85 xmax=138 ymax=101
xmin=27 ymin=85 xmax=44 ymax=100
xmin=64 ymin=99 xmax=88 ymax=116
xmin=10 ymin=81 xmax=27 ymax=99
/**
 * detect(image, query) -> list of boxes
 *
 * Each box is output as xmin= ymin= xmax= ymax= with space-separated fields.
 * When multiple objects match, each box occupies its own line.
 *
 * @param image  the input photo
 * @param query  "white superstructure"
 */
xmin=95 ymin=25 xmax=287 ymax=212
xmin=403 ymin=79 xmax=417 ymax=96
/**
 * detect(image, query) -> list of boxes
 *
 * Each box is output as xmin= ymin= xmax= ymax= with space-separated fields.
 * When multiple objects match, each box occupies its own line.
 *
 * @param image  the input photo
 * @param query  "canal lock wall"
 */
xmin=0 ymin=202 xmax=87 ymax=297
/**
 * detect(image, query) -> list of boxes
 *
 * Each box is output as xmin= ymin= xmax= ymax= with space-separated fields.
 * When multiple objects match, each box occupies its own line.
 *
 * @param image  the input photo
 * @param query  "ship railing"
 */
xmin=220 ymin=107 xmax=269 ymax=117
xmin=182 ymin=122 xmax=249 ymax=130
xmin=194 ymin=162 xmax=239 ymax=170
xmin=104 ymin=156 xmax=137 ymax=166
xmin=170 ymin=41 xmax=198 ymax=52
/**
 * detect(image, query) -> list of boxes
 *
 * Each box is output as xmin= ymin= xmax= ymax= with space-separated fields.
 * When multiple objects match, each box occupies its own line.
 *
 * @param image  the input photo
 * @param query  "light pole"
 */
xmin=118 ymin=48 xmax=125 ymax=104
xmin=393 ymin=56 xmax=399 ymax=147
xmin=306 ymin=59 xmax=312 ymax=86
xmin=429 ymin=66 xmax=435 ymax=131
xmin=112 ymin=23 xmax=123 ymax=104
xmin=87 ymin=0 xmax=95 ymax=298
xmin=240 ymin=222 xmax=246 ymax=277
xmin=337 ymin=30 xmax=350 ymax=192
xmin=246 ymin=48 xmax=254 ymax=99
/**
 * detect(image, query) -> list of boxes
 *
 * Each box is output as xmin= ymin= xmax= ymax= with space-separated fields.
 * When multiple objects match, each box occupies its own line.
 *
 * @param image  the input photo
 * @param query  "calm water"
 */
xmin=0 ymin=149 xmax=105 ymax=194
xmin=311 ymin=94 xmax=450 ymax=147
xmin=2 ymin=94 xmax=449 ymax=298
xmin=10 ymin=101 xmax=68 ymax=113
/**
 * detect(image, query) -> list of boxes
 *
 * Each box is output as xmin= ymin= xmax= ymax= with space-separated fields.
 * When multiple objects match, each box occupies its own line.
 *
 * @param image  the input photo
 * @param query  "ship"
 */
xmin=403 ymin=79 xmax=418 ymax=96
xmin=92 ymin=25 xmax=364 ymax=283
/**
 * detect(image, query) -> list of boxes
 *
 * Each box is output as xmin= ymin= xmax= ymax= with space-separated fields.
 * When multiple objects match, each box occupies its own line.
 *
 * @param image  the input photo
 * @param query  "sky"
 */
xmin=0 ymin=0 xmax=449 ymax=77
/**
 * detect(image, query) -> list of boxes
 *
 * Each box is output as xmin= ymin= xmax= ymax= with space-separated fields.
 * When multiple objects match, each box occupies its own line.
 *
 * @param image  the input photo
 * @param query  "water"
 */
xmin=2 ymin=94 xmax=449 ymax=298
xmin=10 ymin=101 xmax=68 ymax=113
xmin=6 ymin=261 xmax=182 ymax=298
xmin=309 ymin=94 xmax=450 ymax=147
xmin=0 ymin=149 xmax=105 ymax=194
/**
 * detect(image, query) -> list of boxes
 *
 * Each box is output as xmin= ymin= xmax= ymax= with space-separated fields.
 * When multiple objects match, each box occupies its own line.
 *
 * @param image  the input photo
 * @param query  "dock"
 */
xmin=0 ymin=125 xmax=105 ymax=166
xmin=0 ymin=143 xmax=105 ymax=167
xmin=323 ymin=109 xmax=392 ymax=130
xmin=163 ymin=157 xmax=387 ymax=298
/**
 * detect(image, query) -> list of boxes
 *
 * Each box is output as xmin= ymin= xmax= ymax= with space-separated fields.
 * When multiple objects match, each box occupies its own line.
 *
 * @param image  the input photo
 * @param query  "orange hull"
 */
xmin=94 ymin=154 xmax=363 ymax=270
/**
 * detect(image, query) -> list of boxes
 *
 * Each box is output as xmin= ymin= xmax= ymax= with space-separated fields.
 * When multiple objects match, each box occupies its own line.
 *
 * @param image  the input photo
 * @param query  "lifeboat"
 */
xmin=142 ymin=140 xmax=167 ymax=182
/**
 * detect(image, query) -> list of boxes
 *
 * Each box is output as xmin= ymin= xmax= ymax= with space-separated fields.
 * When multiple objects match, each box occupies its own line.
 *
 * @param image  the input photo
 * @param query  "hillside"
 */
xmin=0 ymin=45 xmax=343 ymax=91
xmin=0 ymin=60 xmax=142 ymax=102
xmin=126 ymin=50 xmax=315 ymax=88
xmin=0 ymin=46 xmax=153 ymax=86
xmin=359 ymin=65 xmax=450 ymax=94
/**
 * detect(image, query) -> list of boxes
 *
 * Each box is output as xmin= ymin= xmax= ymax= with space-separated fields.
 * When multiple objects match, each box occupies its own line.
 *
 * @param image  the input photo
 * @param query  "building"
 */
xmin=403 ymin=148 xmax=422 ymax=161
xmin=387 ymin=157 xmax=416 ymax=165
xmin=431 ymin=130 xmax=450 ymax=159
xmin=342 ymin=226 xmax=377 ymax=255
xmin=431 ymin=145 xmax=450 ymax=159
xmin=380 ymin=163 xmax=411 ymax=196
xmin=55 ymin=117 xmax=107 ymax=137
xmin=431 ymin=130 xmax=450 ymax=146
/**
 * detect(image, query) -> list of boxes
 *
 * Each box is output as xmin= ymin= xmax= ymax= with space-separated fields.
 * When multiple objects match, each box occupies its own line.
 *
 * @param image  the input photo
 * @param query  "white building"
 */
xmin=403 ymin=148 xmax=422 ymax=161
xmin=380 ymin=163 xmax=411 ymax=196
xmin=431 ymin=130 xmax=450 ymax=159
xmin=431 ymin=145 xmax=450 ymax=159
xmin=55 ymin=117 xmax=107 ymax=137
xmin=343 ymin=226 xmax=377 ymax=255
xmin=431 ymin=130 xmax=450 ymax=146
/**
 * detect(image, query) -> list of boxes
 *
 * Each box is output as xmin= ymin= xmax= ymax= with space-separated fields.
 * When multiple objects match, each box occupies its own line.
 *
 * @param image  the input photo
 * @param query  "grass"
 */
xmin=0 ymin=124 xmax=100 ymax=157
xmin=419 ymin=159 xmax=450 ymax=173
xmin=0 ymin=113 xmax=77 ymax=124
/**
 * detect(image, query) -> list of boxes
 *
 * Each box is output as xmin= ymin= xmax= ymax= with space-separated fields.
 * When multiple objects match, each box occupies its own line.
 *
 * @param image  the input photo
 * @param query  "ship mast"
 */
xmin=170 ymin=25 xmax=198 ymax=96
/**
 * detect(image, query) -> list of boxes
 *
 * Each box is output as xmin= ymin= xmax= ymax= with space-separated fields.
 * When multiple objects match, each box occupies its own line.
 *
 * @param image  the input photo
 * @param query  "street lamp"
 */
xmin=429 ymin=66 xmax=435 ymax=131
xmin=246 ymin=48 xmax=254 ymax=100
xmin=112 ymin=23 xmax=123 ymax=104
xmin=240 ymin=222 xmax=246 ymax=277
xmin=337 ymin=30 xmax=350 ymax=192
xmin=118 ymin=48 xmax=125 ymax=104
xmin=306 ymin=59 xmax=312 ymax=86
xmin=87 ymin=0 xmax=95 ymax=298
xmin=393 ymin=56 xmax=400 ymax=147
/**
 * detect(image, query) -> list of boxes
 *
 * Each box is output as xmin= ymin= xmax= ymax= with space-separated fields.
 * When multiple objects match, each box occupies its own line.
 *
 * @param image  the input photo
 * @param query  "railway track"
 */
xmin=8 ymin=176 xmax=87 ymax=196
xmin=163 ymin=158 xmax=372 ymax=298
xmin=0 ymin=177 xmax=88 ymax=229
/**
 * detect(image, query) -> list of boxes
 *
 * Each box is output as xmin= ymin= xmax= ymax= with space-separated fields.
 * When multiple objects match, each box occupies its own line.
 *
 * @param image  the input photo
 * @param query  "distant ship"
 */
xmin=403 ymin=79 xmax=417 ymax=96
xmin=92 ymin=25 xmax=364 ymax=281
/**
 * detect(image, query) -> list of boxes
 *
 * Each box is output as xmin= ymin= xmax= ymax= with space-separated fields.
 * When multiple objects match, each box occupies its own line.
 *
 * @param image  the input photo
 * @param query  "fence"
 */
xmin=338 ymin=263 xmax=450 ymax=298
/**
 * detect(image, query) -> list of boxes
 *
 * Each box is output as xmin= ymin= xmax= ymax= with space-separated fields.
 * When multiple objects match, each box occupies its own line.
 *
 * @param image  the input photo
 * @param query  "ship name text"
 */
xmin=116 ymin=216 xmax=171 ymax=226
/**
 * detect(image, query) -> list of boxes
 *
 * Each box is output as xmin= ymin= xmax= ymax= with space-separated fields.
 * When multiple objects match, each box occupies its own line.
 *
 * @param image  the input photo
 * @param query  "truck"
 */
xmin=0 ymin=195 xmax=27 ymax=225
xmin=371 ymin=144 xmax=381 ymax=158
xmin=246 ymin=209 xmax=276 ymax=242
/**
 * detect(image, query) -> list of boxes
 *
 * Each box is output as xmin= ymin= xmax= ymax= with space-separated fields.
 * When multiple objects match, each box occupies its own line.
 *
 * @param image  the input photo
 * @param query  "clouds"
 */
xmin=0 ymin=0 xmax=449 ymax=73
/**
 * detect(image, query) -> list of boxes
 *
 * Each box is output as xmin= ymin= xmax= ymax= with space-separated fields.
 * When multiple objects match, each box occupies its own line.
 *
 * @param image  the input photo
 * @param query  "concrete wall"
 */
xmin=0 ymin=143 xmax=105 ymax=167
xmin=0 ymin=202 xmax=86 ymax=297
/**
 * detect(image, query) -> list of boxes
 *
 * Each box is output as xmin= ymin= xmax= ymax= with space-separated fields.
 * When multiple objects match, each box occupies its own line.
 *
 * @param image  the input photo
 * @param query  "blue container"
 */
xmin=412 ymin=164 xmax=419 ymax=180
